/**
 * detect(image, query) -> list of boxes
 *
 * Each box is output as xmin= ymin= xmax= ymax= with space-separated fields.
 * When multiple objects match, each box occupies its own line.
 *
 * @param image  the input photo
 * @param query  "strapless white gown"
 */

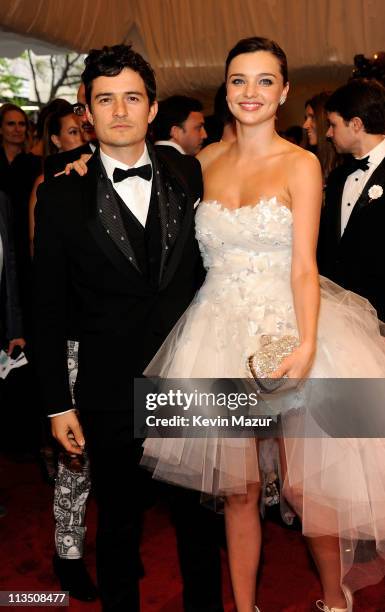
xmin=142 ymin=198 xmax=385 ymax=590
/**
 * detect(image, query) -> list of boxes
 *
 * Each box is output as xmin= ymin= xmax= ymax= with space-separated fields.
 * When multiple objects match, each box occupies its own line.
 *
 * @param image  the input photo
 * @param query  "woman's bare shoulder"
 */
xmin=275 ymin=140 xmax=321 ymax=183
xmin=197 ymin=141 xmax=231 ymax=171
xmin=282 ymin=139 xmax=319 ymax=168
xmin=282 ymin=142 xmax=322 ymax=201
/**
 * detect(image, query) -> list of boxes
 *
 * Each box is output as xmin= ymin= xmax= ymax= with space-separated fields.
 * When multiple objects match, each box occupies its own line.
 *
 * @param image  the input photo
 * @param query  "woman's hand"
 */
xmin=270 ymin=342 xmax=315 ymax=380
xmin=54 ymin=153 xmax=92 ymax=177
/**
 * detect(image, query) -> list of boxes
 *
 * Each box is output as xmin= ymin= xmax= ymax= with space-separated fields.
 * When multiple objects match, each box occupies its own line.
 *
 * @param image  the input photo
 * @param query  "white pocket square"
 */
xmin=193 ymin=198 xmax=200 ymax=209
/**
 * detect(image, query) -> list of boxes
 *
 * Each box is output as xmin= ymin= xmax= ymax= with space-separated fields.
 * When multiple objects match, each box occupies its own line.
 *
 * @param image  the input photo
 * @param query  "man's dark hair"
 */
xmin=225 ymin=37 xmax=288 ymax=84
xmin=82 ymin=44 xmax=156 ymax=107
xmin=152 ymin=95 xmax=203 ymax=141
xmin=325 ymin=78 xmax=385 ymax=134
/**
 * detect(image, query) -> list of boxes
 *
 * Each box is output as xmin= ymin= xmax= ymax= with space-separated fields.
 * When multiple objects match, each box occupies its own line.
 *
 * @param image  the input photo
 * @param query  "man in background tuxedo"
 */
xmin=318 ymin=78 xmax=385 ymax=320
xmin=33 ymin=45 xmax=223 ymax=612
xmin=153 ymin=94 xmax=207 ymax=158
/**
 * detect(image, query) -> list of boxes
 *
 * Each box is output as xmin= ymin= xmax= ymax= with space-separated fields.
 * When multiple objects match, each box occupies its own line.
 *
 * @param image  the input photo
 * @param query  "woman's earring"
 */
xmin=279 ymin=96 xmax=286 ymax=106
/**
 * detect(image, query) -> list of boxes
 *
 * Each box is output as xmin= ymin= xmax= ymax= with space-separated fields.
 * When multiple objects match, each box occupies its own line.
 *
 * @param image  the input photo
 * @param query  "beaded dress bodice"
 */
xmin=194 ymin=198 xmax=296 ymax=340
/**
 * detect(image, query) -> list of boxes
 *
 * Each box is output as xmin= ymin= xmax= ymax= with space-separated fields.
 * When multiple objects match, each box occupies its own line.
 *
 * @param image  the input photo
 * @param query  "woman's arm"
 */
xmin=274 ymin=151 xmax=322 ymax=379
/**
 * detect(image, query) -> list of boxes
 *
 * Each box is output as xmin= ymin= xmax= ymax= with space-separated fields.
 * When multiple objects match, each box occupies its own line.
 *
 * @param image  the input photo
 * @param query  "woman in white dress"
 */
xmin=142 ymin=37 xmax=385 ymax=612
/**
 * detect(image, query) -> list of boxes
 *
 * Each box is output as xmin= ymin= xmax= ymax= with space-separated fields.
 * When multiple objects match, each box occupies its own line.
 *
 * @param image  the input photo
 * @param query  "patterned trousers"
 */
xmin=53 ymin=340 xmax=92 ymax=559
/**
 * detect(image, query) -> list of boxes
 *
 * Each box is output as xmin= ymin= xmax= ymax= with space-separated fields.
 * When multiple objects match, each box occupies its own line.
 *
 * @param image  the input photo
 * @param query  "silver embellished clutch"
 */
xmin=247 ymin=334 xmax=299 ymax=393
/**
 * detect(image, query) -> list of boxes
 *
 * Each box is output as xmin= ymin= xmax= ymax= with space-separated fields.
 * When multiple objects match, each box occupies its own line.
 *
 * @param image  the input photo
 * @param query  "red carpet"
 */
xmin=0 ymin=455 xmax=384 ymax=611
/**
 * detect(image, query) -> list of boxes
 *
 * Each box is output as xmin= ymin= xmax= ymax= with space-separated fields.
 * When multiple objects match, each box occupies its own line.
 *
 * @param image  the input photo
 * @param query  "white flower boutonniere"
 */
xmin=368 ymin=184 xmax=383 ymax=201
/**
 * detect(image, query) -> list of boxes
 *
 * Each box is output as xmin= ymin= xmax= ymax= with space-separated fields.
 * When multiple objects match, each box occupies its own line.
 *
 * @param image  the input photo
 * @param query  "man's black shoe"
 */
xmin=53 ymin=554 xmax=98 ymax=601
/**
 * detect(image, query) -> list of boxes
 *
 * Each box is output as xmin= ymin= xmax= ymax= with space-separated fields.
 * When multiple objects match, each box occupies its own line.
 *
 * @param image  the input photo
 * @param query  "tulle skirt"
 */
xmin=142 ymin=275 xmax=385 ymax=591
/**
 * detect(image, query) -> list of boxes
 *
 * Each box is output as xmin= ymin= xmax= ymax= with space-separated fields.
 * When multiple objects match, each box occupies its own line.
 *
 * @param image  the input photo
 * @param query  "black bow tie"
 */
xmin=347 ymin=155 xmax=370 ymax=174
xmin=113 ymin=164 xmax=152 ymax=183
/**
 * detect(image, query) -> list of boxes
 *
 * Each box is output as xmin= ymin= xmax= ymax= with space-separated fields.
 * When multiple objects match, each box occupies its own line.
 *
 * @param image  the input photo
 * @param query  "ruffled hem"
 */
xmin=142 ymin=276 xmax=385 ymax=591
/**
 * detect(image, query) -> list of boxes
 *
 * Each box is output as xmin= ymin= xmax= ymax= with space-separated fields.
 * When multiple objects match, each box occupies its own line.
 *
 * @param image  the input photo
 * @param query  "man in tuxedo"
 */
xmin=153 ymin=95 xmax=207 ymax=158
xmin=33 ymin=45 xmax=223 ymax=612
xmin=318 ymin=78 xmax=385 ymax=320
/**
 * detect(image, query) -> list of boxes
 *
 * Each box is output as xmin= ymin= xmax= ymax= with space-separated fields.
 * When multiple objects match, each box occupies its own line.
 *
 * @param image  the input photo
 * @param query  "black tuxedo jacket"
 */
xmin=44 ymin=143 xmax=94 ymax=178
xmin=154 ymin=144 xmax=201 ymax=185
xmin=0 ymin=191 xmax=23 ymax=343
xmin=33 ymin=145 xmax=204 ymax=415
xmin=317 ymin=158 xmax=385 ymax=319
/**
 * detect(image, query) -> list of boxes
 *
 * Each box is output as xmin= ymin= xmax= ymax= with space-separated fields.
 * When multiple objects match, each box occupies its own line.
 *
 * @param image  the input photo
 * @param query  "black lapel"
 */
xmin=334 ymin=174 xmax=347 ymax=241
xmin=159 ymin=170 xmax=196 ymax=289
xmin=147 ymin=143 xmax=188 ymax=284
xmin=349 ymin=157 xmax=385 ymax=214
xmin=342 ymin=157 xmax=385 ymax=236
xmin=327 ymin=165 xmax=350 ymax=242
xmin=97 ymin=172 xmax=142 ymax=273
xmin=83 ymin=156 xmax=143 ymax=281
xmin=147 ymin=147 xmax=169 ymax=281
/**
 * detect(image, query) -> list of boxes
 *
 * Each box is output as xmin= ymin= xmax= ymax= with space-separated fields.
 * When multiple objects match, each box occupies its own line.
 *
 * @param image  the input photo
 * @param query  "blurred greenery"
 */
xmin=0 ymin=57 xmax=25 ymax=102
xmin=0 ymin=51 xmax=84 ymax=107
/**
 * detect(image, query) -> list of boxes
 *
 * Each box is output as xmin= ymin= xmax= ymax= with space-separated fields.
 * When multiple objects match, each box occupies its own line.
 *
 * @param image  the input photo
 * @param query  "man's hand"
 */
xmin=51 ymin=412 xmax=85 ymax=455
xmin=7 ymin=338 xmax=26 ymax=355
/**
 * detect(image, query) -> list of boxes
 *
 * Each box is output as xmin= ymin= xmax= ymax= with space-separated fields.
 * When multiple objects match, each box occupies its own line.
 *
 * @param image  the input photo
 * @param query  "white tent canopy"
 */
xmin=0 ymin=0 xmax=382 ymax=123
xmin=0 ymin=27 xmax=69 ymax=58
